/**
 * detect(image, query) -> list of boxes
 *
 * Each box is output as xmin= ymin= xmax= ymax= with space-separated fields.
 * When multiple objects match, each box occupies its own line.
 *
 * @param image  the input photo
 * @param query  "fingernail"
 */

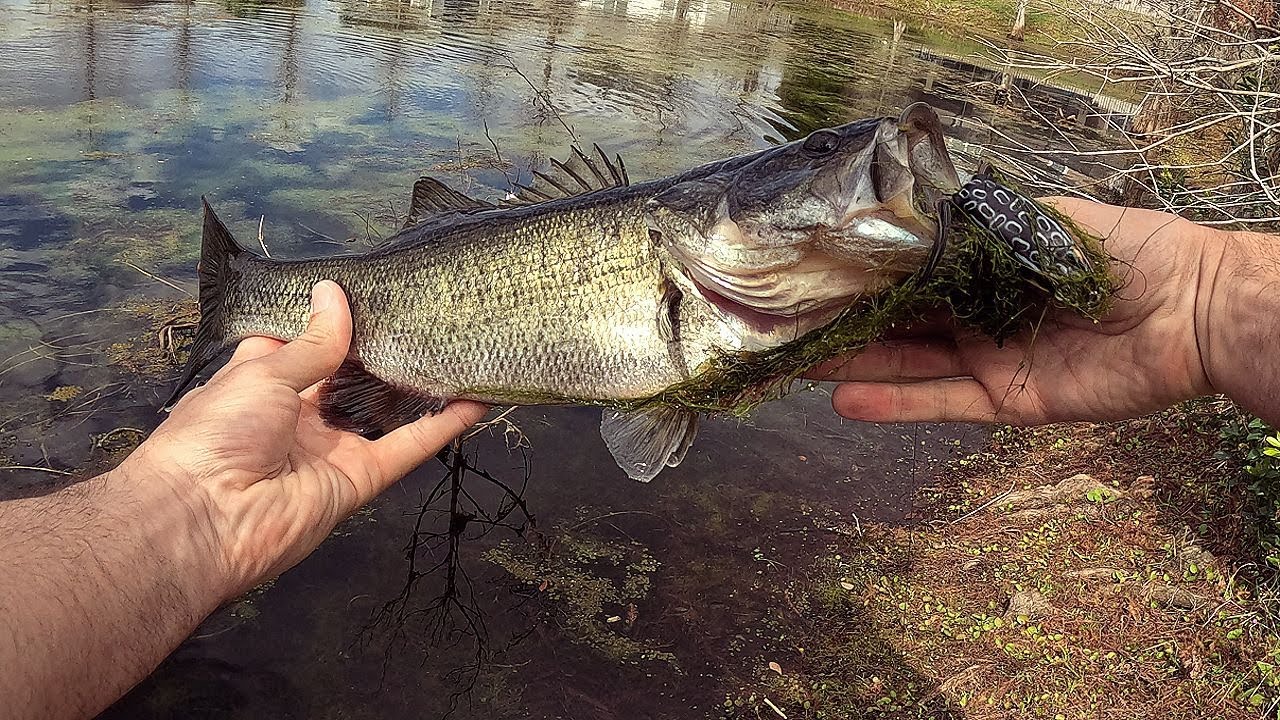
xmin=310 ymin=282 xmax=332 ymax=316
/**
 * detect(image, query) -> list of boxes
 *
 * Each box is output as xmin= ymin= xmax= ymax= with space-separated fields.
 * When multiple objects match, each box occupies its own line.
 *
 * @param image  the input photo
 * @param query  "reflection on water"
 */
xmin=0 ymin=0 xmax=1123 ymax=717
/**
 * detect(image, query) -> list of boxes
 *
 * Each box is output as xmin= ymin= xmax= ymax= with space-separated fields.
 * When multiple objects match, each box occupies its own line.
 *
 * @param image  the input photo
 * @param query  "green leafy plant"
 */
xmin=1218 ymin=414 xmax=1280 ymax=570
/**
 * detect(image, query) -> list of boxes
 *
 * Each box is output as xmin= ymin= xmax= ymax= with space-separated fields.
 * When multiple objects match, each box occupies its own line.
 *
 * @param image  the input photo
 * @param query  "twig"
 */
xmin=565 ymin=510 xmax=669 ymax=533
xmin=482 ymin=119 xmax=516 ymax=190
xmin=257 ymin=215 xmax=272 ymax=258
xmin=950 ymin=481 xmax=1017 ymax=525
xmin=503 ymin=55 xmax=579 ymax=143
xmin=92 ymin=427 xmax=147 ymax=450
xmin=297 ymin=221 xmax=339 ymax=242
xmin=989 ymin=2 xmax=1280 ymax=227
xmin=118 ymin=261 xmax=194 ymax=297
xmin=0 ymin=465 xmax=74 ymax=476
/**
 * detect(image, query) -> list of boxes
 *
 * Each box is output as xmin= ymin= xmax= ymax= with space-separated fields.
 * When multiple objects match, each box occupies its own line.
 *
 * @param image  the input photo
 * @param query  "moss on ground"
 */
xmin=717 ymin=400 xmax=1280 ymax=719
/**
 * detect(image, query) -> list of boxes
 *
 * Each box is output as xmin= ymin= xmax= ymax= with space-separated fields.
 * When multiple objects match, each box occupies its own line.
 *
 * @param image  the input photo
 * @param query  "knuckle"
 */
xmin=298 ymin=327 xmax=334 ymax=349
xmin=404 ymin=418 xmax=438 ymax=452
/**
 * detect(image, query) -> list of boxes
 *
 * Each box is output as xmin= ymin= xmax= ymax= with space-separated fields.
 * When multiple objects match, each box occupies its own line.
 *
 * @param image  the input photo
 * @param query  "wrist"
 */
xmin=111 ymin=445 xmax=234 ymax=610
xmin=1196 ymin=226 xmax=1280 ymax=424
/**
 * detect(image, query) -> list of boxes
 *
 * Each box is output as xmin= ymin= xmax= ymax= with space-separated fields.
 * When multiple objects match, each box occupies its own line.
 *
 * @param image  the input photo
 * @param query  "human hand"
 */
xmin=127 ymin=280 xmax=487 ymax=599
xmin=809 ymin=199 xmax=1219 ymax=424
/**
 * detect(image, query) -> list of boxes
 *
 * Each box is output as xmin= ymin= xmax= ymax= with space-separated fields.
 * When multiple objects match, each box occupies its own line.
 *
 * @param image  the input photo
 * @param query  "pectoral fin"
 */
xmin=600 ymin=406 xmax=699 ymax=482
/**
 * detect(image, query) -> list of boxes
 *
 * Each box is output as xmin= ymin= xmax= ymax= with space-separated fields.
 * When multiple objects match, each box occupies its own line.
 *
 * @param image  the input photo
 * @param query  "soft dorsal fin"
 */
xmin=600 ymin=405 xmax=698 ymax=482
xmin=403 ymin=177 xmax=496 ymax=228
xmin=504 ymin=143 xmax=630 ymax=206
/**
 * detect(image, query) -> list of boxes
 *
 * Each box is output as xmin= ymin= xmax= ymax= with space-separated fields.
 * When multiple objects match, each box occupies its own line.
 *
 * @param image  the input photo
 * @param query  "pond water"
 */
xmin=0 ymin=0 xmax=1123 ymax=717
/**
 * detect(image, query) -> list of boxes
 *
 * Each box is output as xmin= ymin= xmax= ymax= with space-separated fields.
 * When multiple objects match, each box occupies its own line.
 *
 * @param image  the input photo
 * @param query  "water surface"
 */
xmin=0 ymin=1 xmax=1122 ymax=717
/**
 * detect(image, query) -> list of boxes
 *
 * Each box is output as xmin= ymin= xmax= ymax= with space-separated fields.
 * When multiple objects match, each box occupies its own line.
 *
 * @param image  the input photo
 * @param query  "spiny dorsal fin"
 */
xmin=318 ymin=357 xmax=446 ymax=437
xmin=600 ymin=406 xmax=698 ymax=482
xmin=504 ymin=143 xmax=629 ymax=206
xmin=403 ymin=177 xmax=496 ymax=229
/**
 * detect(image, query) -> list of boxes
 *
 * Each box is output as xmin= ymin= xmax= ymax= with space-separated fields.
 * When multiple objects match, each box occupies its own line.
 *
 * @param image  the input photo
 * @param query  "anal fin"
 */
xmin=600 ymin=406 xmax=699 ymax=482
xmin=318 ymin=357 xmax=445 ymax=437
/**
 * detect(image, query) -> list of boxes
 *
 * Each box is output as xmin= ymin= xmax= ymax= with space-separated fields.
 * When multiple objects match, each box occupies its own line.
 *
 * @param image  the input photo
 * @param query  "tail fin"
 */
xmin=163 ymin=198 xmax=246 ymax=409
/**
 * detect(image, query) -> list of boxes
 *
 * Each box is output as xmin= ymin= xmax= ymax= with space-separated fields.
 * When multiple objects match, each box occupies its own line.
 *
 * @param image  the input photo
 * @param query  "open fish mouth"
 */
xmin=660 ymin=203 xmax=938 ymax=341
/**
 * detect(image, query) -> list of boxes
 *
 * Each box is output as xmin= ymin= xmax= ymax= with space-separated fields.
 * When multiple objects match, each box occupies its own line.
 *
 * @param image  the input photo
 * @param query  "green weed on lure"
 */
xmin=938 ymin=165 xmax=1111 ymax=317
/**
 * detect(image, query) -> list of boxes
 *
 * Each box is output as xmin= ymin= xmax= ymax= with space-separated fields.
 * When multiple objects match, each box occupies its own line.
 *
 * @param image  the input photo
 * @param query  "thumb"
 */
xmin=254 ymin=280 xmax=353 ymax=391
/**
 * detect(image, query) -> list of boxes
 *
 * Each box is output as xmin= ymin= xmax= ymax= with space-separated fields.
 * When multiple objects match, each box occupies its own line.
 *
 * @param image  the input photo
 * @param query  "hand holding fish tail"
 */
xmin=143 ymin=280 xmax=487 ymax=597
xmin=0 ymin=281 xmax=485 ymax=720
xmin=811 ymin=199 xmax=1280 ymax=427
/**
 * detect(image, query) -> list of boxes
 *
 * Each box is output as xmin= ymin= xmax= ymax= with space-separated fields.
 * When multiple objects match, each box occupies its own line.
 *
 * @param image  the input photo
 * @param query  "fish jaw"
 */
xmin=661 ymin=257 xmax=847 ymax=350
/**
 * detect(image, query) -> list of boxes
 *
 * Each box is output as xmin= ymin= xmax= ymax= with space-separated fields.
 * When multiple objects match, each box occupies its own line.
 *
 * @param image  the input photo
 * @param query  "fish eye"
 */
xmin=801 ymin=130 xmax=841 ymax=156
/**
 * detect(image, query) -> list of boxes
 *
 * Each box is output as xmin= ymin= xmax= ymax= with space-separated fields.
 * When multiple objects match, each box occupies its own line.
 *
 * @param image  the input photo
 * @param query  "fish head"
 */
xmin=646 ymin=103 xmax=961 ymax=344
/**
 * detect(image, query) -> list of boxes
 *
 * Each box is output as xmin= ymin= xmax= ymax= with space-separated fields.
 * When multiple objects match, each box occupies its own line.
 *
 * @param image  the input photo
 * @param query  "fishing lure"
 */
xmin=946 ymin=165 xmax=1095 ymax=281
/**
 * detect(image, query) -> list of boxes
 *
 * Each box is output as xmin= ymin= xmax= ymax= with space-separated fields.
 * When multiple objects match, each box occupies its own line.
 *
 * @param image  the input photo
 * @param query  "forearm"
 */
xmin=1199 ymin=228 xmax=1280 ymax=426
xmin=0 ymin=458 xmax=225 ymax=720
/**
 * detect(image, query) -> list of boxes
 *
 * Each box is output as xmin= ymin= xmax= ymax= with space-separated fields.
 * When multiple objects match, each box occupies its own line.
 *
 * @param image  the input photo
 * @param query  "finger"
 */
xmin=220 ymin=336 xmax=285 ymax=375
xmin=367 ymin=400 xmax=489 ymax=491
xmin=168 ymin=335 xmax=286 ymax=408
xmin=250 ymin=281 xmax=353 ymax=392
xmin=807 ymin=340 xmax=966 ymax=383
xmin=831 ymin=379 xmax=999 ymax=423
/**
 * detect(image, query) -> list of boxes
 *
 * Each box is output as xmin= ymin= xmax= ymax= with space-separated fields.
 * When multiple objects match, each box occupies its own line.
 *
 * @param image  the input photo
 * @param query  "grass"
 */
xmin=717 ymin=400 xmax=1280 ymax=719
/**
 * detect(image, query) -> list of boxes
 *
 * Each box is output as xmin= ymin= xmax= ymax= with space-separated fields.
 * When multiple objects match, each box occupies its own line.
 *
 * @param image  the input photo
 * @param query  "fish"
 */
xmin=168 ymin=103 xmax=963 ymax=482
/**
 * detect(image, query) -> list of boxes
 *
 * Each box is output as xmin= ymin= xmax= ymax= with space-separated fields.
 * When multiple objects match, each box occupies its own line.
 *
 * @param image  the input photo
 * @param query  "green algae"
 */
xmin=105 ymin=300 xmax=199 ymax=380
xmin=484 ymin=525 xmax=678 ymax=670
xmin=44 ymin=385 xmax=82 ymax=402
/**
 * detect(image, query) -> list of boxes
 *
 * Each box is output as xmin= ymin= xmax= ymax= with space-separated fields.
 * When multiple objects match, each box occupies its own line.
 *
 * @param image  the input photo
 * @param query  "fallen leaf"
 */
xmin=840 ymin=581 xmax=856 ymax=591
xmin=606 ymin=615 xmax=622 ymax=623
xmin=768 ymin=661 xmax=783 ymax=675
xmin=538 ymin=580 xmax=549 ymax=592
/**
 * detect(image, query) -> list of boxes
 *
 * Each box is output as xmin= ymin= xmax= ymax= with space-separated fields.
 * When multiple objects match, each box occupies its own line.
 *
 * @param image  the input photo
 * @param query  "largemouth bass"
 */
xmin=169 ymin=104 xmax=966 ymax=481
